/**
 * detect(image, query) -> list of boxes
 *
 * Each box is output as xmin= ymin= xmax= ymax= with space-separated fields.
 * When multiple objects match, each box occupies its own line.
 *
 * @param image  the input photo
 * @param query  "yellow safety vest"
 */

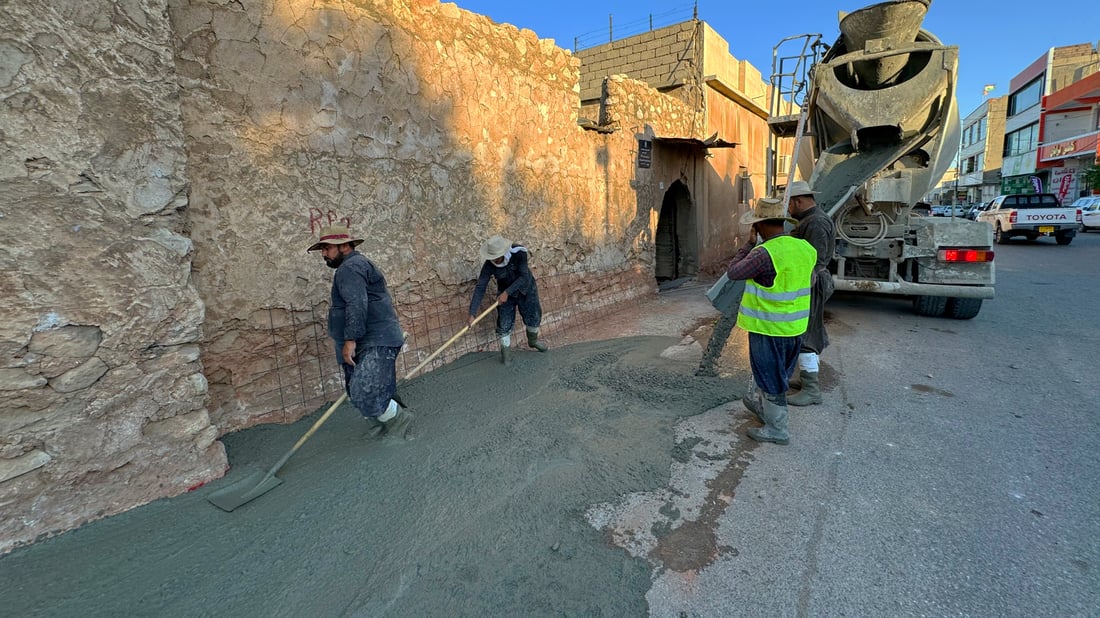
xmin=736 ymin=235 xmax=816 ymax=337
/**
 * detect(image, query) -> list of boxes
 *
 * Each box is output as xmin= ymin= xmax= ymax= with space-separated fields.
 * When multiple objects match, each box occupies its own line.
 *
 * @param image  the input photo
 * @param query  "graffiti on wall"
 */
xmin=307 ymin=208 xmax=352 ymax=234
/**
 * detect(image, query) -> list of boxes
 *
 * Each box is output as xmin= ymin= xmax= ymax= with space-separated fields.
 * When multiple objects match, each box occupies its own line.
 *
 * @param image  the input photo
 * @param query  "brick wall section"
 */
xmin=577 ymin=22 xmax=699 ymax=102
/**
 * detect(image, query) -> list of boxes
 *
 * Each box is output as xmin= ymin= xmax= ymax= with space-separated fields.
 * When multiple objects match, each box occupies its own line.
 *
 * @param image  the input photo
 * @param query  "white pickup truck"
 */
xmin=977 ymin=193 xmax=1083 ymax=245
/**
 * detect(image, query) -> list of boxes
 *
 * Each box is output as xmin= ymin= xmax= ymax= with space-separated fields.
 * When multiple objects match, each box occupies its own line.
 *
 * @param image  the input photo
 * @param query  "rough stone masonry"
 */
xmin=0 ymin=0 xmax=766 ymax=553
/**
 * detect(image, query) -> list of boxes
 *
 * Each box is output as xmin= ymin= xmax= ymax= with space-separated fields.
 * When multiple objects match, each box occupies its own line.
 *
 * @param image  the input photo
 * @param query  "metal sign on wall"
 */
xmin=637 ymin=139 xmax=652 ymax=169
xmin=1001 ymin=175 xmax=1039 ymax=195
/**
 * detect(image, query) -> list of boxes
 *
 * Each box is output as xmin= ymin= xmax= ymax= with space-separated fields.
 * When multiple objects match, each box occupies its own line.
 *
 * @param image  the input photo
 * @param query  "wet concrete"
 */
xmin=0 ymin=323 xmax=753 ymax=615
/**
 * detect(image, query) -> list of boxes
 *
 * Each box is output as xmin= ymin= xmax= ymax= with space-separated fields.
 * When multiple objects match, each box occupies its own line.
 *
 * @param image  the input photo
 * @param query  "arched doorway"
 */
xmin=654 ymin=180 xmax=696 ymax=282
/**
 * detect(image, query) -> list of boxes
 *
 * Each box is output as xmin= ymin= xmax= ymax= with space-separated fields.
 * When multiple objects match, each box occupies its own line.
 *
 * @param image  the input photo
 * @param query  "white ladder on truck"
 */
xmin=779 ymin=104 xmax=810 ymax=210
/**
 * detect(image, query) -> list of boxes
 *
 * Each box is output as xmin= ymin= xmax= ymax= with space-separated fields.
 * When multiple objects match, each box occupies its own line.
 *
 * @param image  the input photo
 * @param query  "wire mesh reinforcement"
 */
xmin=249 ymin=270 xmax=654 ymax=422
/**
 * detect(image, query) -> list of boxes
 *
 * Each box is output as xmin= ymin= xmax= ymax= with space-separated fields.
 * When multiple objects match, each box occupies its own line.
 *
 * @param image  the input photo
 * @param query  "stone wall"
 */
xmin=0 ymin=1 xmax=226 ymax=554
xmin=169 ymin=0 xmax=706 ymax=433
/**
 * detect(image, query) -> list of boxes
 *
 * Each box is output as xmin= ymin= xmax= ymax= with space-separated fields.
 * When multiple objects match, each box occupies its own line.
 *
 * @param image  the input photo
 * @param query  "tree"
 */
xmin=1082 ymin=165 xmax=1100 ymax=194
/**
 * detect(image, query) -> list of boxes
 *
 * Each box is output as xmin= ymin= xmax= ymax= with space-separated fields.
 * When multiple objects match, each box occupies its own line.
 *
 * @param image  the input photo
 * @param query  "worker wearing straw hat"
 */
xmin=784 ymin=180 xmax=835 ymax=407
xmin=468 ymin=234 xmax=548 ymax=365
xmin=307 ymin=225 xmax=413 ymax=440
xmin=727 ymin=198 xmax=816 ymax=445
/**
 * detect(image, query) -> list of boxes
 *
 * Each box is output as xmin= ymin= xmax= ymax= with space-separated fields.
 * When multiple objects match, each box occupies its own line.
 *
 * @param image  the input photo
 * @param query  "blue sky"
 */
xmin=452 ymin=1 xmax=1099 ymax=118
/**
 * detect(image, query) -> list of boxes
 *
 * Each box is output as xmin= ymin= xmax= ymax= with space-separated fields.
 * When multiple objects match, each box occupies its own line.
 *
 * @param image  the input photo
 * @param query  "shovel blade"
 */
xmin=206 ymin=471 xmax=283 ymax=512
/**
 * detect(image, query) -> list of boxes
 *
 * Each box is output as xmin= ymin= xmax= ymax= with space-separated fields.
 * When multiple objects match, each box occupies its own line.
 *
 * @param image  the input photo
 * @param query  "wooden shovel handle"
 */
xmin=404 ymin=301 xmax=499 ymax=381
xmin=265 ymin=392 xmax=347 ymax=478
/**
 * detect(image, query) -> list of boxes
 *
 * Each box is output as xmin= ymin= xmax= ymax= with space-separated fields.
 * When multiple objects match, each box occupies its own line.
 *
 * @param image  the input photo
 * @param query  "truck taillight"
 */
xmin=1009 ymin=211 xmax=1017 ymax=224
xmin=938 ymin=248 xmax=994 ymax=263
xmin=1078 ymin=209 xmax=1083 ymax=223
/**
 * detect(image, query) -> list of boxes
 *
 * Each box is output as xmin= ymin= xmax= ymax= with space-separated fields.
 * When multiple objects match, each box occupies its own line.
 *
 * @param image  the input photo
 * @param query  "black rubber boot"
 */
xmin=527 ymin=330 xmax=548 ymax=352
xmin=500 ymin=343 xmax=514 ymax=366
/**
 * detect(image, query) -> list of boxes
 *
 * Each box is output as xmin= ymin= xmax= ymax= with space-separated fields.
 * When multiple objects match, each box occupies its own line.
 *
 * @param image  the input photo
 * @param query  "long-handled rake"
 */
xmin=207 ymin=301 xmax=500 ymax=511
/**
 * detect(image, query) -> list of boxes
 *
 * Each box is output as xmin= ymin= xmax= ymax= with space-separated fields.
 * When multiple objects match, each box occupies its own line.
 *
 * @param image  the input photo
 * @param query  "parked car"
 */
xmin=935 ymin=204 xmax=967 ymax=217
xmin=1071 ymin=196 xmax=1100 ymax=232
xmin=977 ymin=193 xmax=1080 ymax=245
xmin=964 ymin=202 xmax=985 ymax=220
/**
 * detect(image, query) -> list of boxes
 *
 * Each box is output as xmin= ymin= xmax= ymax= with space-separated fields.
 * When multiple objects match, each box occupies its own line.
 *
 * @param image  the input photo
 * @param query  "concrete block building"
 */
xmin=576 ymin=20 xmax=777 ymax=280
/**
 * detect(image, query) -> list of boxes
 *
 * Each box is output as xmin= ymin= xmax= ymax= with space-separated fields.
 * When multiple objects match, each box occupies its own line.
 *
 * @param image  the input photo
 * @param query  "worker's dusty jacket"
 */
xmin=469 ymin=244 xmax=537 ymax=315
xmin=328 ymin=251 xmax=404 ymax=348
xmin=790 ymin=206 xmax=835 ymax=278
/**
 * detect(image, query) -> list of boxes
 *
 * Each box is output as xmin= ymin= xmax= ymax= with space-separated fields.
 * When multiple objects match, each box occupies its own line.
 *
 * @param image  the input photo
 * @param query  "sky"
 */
xmin=451 ymin=0 xmax=1100 ymax=118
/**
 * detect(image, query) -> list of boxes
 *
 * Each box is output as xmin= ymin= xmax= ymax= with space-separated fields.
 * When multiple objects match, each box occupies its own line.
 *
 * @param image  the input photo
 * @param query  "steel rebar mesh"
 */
xmin=249 ymin=268 xmax=655 ymax=421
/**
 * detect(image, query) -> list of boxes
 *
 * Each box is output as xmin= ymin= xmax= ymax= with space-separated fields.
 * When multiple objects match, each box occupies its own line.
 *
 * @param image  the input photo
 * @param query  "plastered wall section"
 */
xmin=0 ymin=1 xmax=227 ymax=554
xmin=169 ymin=0 xmax=705 ymax=433
xmin=698 ymin=23 xmax=774 ymax=270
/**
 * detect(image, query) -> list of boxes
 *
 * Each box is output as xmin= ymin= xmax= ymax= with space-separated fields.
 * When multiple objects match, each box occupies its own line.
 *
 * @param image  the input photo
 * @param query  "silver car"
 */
xmin=1072 ymin=196 xmax=1100 ymax=232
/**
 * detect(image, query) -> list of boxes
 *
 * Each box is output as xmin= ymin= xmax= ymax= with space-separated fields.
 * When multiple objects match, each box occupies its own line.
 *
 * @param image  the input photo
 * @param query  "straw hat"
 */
xmin=479 ymin=234 xmax=513 ymax=262
xmin=739 ymin=197 xmax=797 ymax=225
xmin=787 ymin=180 xmax=817 ymax=198
xmin=306 ymin=225 xmax=364 ymax=252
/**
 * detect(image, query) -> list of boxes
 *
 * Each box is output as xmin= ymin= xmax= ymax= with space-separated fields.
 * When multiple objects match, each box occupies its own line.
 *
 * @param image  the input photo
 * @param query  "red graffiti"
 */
xmin=308 ymin=208 xmax=352 ymax=234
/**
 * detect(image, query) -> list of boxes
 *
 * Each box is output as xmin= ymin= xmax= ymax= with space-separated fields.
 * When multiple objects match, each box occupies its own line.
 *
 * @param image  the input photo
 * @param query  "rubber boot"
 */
xmin=527 ymin=330 xmax=548 ymax=352
xmin=787 ymin=370 xmax=822 ymax=406
xmin=363 ymin=415 xmax=386 ymax=438
xmin=747 ymin=395 xmax=790 ymax=445
xmin=787 ymin=369 xmax=802 ymax=392
xmin=382 ymin=409 xmax=414 ymax=442
xmin=742 ymin=382 xmax=763 ymax=424
xmin=500 ymin=343 xmax=514 ymax=366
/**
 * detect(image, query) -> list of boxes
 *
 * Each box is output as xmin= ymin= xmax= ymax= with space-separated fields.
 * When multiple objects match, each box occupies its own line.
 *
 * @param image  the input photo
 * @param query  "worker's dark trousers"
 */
xmin=748 ymin=332 xmax=803 ymax=403
xmin=495 ymin=287 xmax=543 ymax=336
xmin=338 ymin=344 xmax=400 ymax=418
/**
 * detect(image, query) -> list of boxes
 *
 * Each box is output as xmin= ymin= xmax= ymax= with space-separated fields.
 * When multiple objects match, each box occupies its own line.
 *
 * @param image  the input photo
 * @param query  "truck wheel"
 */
xmin=1056 ymin=233 xmax=1073 ymax=245
xmin=994 ymin=224 xmax=1009 ymax=244
xmin=913 ymin=295 xmax=947 ymax=317
xmin=946 ymin=297 xmax=982 ymax=319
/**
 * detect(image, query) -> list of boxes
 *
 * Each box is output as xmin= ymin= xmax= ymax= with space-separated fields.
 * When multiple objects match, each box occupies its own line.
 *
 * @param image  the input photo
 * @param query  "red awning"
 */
xmin=1044 ymin=72 xmax=1100 ymax=112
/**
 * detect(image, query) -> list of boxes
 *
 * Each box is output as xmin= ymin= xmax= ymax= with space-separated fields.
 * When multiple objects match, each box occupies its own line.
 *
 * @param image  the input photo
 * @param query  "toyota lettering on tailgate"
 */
xmin=1023 ymin=213 xmax=1070 ymax=221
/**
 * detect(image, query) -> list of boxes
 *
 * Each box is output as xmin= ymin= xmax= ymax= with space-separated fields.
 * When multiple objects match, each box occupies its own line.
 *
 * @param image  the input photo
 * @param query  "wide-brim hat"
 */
xmin=740 ymin=197 xmax=797 ymax=225
xmin=787 ymin=180 xmax=817 ymax=198
xmin=479 ymin=234 xmax=512 ymax=262
xmin=306 ymin=225 xmax=365 ymax=252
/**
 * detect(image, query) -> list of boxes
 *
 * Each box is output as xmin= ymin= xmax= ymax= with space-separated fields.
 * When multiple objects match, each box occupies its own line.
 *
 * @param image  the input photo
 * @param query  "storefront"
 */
xmin=1036 ymin=71 xmax=1100 ymax=201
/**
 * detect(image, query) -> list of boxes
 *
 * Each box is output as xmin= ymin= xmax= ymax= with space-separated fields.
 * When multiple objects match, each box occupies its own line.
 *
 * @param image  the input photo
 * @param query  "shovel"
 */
xmin=207 ymin=301 xmax=500 ymax=511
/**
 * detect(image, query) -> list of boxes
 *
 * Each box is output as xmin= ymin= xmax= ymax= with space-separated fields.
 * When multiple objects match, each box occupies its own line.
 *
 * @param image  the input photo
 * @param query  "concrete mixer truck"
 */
xmin=766 ymin=0 xmax=994 ymax=319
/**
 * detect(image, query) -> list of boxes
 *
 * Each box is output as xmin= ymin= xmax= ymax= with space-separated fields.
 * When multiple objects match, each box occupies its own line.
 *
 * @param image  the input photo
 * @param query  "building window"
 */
xmin=1008 ymin=76 xmax=1043 ymax=116
xmin=1004 ymin=123 xmax=1039 ymax=156
xmin=976 ymin=117 xmax=986 ymax=141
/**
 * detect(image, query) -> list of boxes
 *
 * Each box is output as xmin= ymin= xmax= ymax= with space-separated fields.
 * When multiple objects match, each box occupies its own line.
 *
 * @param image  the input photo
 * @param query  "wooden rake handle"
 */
xmin=404 ymin=300 xmax=499 ymax=381
xmin=263 ymin=301 xmax=499 ymax=479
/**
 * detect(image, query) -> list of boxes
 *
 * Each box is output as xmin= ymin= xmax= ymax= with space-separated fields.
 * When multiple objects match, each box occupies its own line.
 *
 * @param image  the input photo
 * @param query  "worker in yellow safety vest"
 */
xmin=725 ymin=197 xmax=817 ymax=445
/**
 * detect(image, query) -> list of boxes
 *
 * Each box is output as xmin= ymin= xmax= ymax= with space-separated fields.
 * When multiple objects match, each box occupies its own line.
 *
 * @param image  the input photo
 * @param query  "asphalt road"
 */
xmin=652 ymin=230 xmax=1100 ymax=616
